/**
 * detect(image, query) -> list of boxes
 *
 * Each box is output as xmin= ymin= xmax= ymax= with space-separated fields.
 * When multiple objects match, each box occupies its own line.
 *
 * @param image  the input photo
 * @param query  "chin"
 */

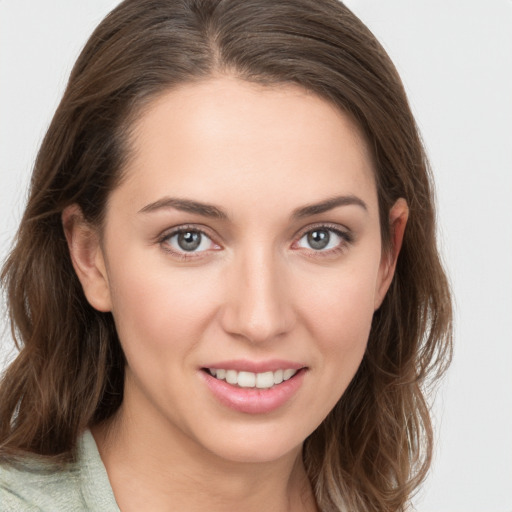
xmin=193 ymin=422 xmax=307 ymax=465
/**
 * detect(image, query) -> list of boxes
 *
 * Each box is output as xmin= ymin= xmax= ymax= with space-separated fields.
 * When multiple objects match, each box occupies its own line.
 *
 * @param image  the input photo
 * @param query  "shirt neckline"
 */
xmin=78 ymin=429 xmax=120 ymax=511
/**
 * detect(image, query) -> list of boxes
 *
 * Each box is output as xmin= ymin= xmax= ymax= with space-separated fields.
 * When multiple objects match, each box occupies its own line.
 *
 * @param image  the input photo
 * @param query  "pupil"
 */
xmin=178 ymin=231 xmax=201 ymax=251
xmin=307 ymin=229 xmax=330 ymax=250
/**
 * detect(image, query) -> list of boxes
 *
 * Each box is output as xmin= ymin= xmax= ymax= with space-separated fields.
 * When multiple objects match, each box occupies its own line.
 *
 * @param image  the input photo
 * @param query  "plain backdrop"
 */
xmin=1 ymin=1 xmax=511 ymax=511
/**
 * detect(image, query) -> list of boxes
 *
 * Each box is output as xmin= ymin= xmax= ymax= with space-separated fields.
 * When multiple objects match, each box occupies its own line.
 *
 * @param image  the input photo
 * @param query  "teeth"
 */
xmin=256 ymin=371 xmax=274 ymax=389
xmin=207 ymin=368 xmax=299 ymax=388
xmin=237 ymin=371 xmax=256 ymax=388
xmin=226 ymin=370 xmax=237 ymax=385
xmin=283 ymin=369 xmax=296 ymax=381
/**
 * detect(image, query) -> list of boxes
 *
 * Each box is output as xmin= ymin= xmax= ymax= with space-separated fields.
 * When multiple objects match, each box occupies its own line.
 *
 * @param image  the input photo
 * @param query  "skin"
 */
xmin=63 ymin=77 xmax=408 ymax=512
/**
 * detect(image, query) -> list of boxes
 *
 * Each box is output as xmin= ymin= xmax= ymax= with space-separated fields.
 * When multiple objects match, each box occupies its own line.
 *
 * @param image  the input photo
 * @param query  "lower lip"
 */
xmin=201 ymin=369 xmax=306 ymax=414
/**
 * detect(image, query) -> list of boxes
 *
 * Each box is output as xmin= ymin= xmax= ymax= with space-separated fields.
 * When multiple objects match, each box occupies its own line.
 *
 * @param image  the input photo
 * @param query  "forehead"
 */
xmin=115 ymin=77 xmax=377 ymax=217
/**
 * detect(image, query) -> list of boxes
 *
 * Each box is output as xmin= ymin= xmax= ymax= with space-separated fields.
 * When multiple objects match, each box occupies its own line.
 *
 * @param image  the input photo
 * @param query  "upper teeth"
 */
xmin=209 ymin=368 xmax=298 ymax=388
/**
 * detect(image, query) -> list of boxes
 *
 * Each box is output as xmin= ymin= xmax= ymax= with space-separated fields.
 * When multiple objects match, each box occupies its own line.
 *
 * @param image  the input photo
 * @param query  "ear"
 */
xmin=374 ymin=198 xmax=409 ymax=310
xmin=62 ymin=205 xmax=112 ymax=312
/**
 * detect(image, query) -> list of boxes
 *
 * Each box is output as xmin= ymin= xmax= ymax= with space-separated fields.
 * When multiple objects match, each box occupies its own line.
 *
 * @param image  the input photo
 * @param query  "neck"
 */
xmin=92 ymin=405 xmax=317 ymax=512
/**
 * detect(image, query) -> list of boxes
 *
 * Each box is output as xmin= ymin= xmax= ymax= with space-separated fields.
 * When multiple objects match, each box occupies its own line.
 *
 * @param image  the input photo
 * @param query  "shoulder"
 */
xmin=0 ymin=457 xmax=81 ymax=511
xmin=0 ymin=430 xmax=119 ymax=511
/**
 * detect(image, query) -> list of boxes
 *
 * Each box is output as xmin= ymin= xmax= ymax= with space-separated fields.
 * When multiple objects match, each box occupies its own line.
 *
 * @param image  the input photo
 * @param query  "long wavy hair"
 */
xmin=0 ymin=0 xmax=452 ymax=510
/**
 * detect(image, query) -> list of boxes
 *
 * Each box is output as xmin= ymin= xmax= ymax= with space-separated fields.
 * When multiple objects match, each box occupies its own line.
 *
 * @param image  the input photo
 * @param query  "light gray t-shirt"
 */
xmin=0 ymin=430 xmax=119 ymax=511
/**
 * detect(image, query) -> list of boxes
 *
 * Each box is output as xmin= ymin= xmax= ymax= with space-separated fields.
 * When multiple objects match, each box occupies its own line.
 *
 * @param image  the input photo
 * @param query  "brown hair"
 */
xmin=0 ymin=0 xmax=452 ymax=510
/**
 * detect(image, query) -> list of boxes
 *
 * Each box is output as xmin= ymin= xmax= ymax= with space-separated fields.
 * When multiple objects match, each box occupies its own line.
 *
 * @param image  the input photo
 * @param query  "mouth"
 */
xmin=201 ymin=365 xmax=307 ymax=414
xmin=202 ymin=367 xmax=302 ymax=390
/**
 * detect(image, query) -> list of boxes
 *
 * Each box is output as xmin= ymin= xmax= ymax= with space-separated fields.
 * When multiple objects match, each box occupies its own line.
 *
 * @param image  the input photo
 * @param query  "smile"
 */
xmin=207 ymin=368 xmax=298 ymax=389
xmin=201 ymin=364 xmax=306 ymax=414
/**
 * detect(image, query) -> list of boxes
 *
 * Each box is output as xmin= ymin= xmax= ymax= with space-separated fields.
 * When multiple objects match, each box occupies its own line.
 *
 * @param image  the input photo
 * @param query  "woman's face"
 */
xmin=75 ymin=77 xmax=401 ymax=463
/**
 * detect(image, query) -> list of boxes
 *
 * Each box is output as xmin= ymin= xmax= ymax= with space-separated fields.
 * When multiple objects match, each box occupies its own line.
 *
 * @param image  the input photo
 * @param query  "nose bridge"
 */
xmin=221 ymin=241 xmax=294 ymax=343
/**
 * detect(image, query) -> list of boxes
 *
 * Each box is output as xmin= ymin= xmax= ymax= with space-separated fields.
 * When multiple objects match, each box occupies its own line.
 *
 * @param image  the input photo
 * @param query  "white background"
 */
xmin=1 ymin=1 xmax=511 ymax=511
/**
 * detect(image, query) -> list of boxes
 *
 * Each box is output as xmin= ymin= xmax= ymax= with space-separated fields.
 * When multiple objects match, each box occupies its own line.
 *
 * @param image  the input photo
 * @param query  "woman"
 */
xmin=0 ymin=0 xmax=452 ymax=510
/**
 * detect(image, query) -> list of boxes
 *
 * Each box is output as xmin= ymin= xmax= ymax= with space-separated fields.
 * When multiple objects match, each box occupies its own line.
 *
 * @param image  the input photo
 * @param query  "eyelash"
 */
xmin=157 ymin=223 xmax=353 ymax=261
xmin=157 ymin=225 xmax=219 ymax=261
xmin=294 ymin=223 xmax=354 ymax=258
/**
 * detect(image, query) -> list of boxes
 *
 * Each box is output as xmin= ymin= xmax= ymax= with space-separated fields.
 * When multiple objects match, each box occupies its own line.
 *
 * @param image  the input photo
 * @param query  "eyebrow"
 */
xmin=291 ymin=195 xmax=367 ymax=219
xmin=138 ymin=197 xmax=227 ymax=219
xmin=138 ymin=194 xmax=367 ymax=220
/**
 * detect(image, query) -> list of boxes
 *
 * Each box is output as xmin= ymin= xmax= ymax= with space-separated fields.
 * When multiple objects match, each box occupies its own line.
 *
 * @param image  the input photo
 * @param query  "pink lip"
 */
xmin=202 ymin=359 xmax=305 ymax=373
xmin=200 ymin=367 xmax=306 ymax=414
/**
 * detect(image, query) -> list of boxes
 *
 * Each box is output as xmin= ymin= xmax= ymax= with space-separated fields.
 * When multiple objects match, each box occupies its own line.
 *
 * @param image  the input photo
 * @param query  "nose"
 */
xmin=219 ymin=246 xmax=296 ymax=344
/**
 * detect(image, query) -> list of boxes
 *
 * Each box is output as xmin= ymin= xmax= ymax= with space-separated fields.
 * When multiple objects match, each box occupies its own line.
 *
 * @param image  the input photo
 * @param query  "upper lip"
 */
xmin=201 ymin=359 xmax=306 ymax=373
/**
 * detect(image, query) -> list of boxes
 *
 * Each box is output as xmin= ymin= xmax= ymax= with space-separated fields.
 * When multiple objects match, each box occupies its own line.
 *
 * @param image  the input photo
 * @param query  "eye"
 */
xmin=295 ymin=227 xmax=350 ymax=252
xmin=161 ymin=228 xmax=217 ymax=254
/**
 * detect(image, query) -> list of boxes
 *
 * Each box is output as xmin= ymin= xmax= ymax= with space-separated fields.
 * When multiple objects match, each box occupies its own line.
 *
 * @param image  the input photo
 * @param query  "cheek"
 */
xmin=296 ymin=259 xmax=379 ymax=390
xmin=107 ymin=257 xmax=220 ymax=360
xmin=313 ymin=286 xmax=373 ymax=379
xmin=302 ymin=264 xmax=378 ymax=344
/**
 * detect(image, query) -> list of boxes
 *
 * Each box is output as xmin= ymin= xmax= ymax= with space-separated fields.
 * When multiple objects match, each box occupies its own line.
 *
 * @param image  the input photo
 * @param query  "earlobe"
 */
xmin=62 ymin=205 xmax=112 ymax=312
xmin=374 ymin=198 xmax=409 ymax=309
